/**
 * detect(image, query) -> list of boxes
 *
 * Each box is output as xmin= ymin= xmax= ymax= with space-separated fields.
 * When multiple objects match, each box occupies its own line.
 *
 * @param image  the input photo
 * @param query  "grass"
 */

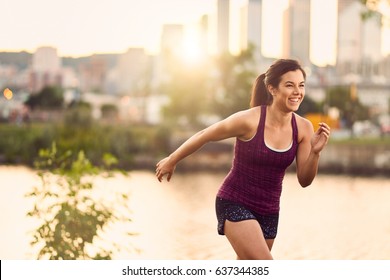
xmin=329 ymin=136 xmax=390 ymax=145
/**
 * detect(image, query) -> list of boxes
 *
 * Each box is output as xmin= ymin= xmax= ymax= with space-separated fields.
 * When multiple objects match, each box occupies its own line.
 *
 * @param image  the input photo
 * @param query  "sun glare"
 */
xmin=180 ymin=26 xmax=205 ymax=65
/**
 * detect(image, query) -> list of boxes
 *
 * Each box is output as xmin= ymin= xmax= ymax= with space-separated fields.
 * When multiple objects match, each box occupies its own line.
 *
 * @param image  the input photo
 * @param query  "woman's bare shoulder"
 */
xmin=229 ymin=106 xmax=260 ymax=123
xmin=226 ymin=106 xmax=261 ymax=140
xmin=294 ymin=113 xmax=314 ymax=141
xmin=294 ymin=113 xmax=313 ymax=128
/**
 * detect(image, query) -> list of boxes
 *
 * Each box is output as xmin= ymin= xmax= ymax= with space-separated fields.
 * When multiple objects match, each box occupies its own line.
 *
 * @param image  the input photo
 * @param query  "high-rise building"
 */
xmin=217 ymin=0 xmax=230 ymax=54
xmin=79 ymin=55 xmax=106 ymax=93
xmin=31 ymin=46 xmax=61 ymax=73
xmin=199 ymin=14 xmax=210 ymax=57
xmin=29 ymin=46 xmax=62 ymax=93
xmin=337 ymin=0 xmax=382 ymax=78
xmin=338 ymin=0 xmax=355 ymax=13
xmin=248 ymin=0 xmax=263 ymax=51
xmin=158 ymin=23 xmax=185 ymax=85
xmin=239 ymin=0 xmax=263 ymax=65
xmin=115 ymin=48 xmax=150 ymax=95
xmin=284 ymin=0 xmax=311 ymax=66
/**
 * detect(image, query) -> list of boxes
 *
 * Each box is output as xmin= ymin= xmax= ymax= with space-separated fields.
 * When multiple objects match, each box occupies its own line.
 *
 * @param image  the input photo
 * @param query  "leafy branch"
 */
xmin=361 ymin=0 xmax=390 ymax=24
xmin=26 ymin=143 xmax=135 ymax=259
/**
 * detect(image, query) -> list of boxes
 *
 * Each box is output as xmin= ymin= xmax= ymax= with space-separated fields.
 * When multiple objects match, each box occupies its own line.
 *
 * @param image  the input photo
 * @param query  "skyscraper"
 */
xmin=217 ymin=0 xmax=230 ymax=54
xmin=199 ymin=14 xmax=210 ymax=57
xmin=32 ymin=46 xmax=61 ymax=74
xmin=284 ymin=0 xmax=311 ymax=66
xmin=115 ymin=48 xmax=150 ymax=95
xmin=337 ymin=0 xmax=382 ymax=78
xmin=30 ymin=46 xmax=62 ymax=92
xmin=239 ymin=0 xmax=263 ymax=65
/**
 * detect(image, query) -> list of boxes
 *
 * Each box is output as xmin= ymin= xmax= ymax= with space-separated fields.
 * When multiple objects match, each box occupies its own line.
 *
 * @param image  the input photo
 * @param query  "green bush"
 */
xmin=26 ymin=143 xmax=132 ymax=259
xmin=0 ymin=123 xmax=171 ymax=168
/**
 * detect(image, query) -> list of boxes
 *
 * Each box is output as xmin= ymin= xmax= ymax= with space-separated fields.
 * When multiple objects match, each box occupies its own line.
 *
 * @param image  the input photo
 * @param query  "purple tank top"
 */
xmin=217 ymin=105 xmax=299 ymax=215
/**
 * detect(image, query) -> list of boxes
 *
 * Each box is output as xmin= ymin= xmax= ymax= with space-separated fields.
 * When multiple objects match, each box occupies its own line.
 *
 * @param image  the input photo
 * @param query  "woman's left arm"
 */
xmin=296 ymin=119 xmax=331 ymax=187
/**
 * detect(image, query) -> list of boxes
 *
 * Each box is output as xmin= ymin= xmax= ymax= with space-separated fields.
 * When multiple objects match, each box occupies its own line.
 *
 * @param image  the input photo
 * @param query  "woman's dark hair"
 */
xmin=250 ymin=59 xmax=306 ymax=107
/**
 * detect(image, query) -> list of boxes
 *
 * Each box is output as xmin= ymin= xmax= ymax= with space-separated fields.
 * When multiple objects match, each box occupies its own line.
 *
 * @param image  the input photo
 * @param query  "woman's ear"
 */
xmin=267 ymin=85 xmax=275 ymax=96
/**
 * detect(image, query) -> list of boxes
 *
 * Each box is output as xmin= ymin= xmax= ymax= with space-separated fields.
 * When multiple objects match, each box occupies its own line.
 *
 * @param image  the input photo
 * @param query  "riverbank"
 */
xmin=151 ymin=139 xmax=390 ymax=177
xmin=1 ymin=121 xmax=389 ymax=176
xmin=316 ymin=141 xmax=390 ymax=176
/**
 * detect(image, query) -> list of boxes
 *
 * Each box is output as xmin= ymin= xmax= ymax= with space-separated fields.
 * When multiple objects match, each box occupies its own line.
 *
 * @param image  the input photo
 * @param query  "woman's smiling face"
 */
xmin=269 ymin=69 xmax=305 ymax=112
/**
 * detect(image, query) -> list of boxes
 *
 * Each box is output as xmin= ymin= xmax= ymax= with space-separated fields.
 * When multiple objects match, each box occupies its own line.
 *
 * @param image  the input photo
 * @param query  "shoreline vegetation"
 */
xmin=1 ymin=123 xmax=389 ymax=177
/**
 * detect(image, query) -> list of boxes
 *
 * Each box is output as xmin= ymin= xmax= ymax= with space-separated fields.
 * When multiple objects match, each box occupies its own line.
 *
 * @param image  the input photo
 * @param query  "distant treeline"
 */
xmin=0 ymin=51 xmax=119 ymax=69
xmin=0 ymin=51 xmax=32 ymax=69
xmin=1 ymin=122 xmax=389 ymax=175
xmin=0 ymin=123 xmax=171 ymax=170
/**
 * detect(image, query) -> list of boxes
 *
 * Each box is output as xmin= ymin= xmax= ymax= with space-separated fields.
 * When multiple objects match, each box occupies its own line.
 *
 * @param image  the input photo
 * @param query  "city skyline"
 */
xmin=1 ymin=0 xmax=389 ymax=66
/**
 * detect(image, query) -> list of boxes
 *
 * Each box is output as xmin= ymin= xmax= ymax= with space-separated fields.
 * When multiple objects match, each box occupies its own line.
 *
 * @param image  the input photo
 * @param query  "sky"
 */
xmin=0 ymin=0 xmax=213 ymax=56
xmin=0 ymin=0 xmax=389 ymax=66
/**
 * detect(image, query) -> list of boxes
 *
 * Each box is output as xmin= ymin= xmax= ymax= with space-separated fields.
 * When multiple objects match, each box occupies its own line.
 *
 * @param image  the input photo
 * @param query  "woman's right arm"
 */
xmin=155 ymin=109 xmax=254 ymax=182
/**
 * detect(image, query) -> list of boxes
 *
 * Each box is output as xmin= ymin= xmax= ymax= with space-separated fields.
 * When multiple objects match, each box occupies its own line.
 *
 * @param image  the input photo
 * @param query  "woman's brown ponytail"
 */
xmin=250 ymin=73 xmax=271 ymax=107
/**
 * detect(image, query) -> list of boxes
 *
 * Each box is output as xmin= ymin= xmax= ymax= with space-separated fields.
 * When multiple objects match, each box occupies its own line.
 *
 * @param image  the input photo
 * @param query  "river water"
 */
xmin=1 ymin=166 xmax=389 ymax=260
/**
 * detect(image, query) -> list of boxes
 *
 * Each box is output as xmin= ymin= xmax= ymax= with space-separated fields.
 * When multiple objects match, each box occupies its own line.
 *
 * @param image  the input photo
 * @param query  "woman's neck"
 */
xmin=266 ymin=105 xmax=292 ymax=128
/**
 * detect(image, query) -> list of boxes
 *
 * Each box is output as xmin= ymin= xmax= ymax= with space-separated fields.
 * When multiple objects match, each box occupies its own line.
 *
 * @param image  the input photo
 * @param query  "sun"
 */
xmin=179 ymin=26 xmax=205 ymax=65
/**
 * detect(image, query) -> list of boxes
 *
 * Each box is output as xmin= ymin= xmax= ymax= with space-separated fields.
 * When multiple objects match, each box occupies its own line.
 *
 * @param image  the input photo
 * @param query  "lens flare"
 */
xmin=3 ymin=88 xmax=13 ymax=100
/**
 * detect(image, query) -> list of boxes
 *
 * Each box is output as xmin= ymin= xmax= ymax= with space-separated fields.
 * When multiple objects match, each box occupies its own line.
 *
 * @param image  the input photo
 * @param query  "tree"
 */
xmin=27 ymin=143 xmax=133 ymax=259
xmin=65 ymin=101 xmax=93 ymax=128
xmin=296 ymin=96 xmax=321 ymax=116
xmin=322 ymin=85 xmax=369 ymax=129
xmin=101 ymin=103 xmax=119 ymax=121
xmin=160 ymin=56 xmax=210 ymax=128
xmin=160 ymin=45 xmax=258 ymax=127
xmin=25 ymin=86 xmax=64 ymax=110
xmin=361 ymin=0 xmax=390 ymax=23
xmin=211 ymin=46 xmax=257 ymax=118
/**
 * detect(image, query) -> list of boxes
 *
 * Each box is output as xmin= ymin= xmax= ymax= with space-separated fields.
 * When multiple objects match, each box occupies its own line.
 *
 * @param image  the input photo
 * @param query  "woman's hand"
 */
xmin=156 ymin=156 xmax=176 ymax=182
xmin=311 ymin=122 xmax=330 ymax=154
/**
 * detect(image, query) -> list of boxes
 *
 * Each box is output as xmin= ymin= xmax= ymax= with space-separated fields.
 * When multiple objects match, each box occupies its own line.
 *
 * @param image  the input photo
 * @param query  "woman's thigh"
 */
xmin=224 ymin=219 xmax=273 ymax=260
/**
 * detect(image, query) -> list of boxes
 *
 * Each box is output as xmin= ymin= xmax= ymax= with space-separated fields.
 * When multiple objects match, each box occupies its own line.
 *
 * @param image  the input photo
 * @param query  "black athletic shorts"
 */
xmin=215 ymin=197 xmax=279 ymax=239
